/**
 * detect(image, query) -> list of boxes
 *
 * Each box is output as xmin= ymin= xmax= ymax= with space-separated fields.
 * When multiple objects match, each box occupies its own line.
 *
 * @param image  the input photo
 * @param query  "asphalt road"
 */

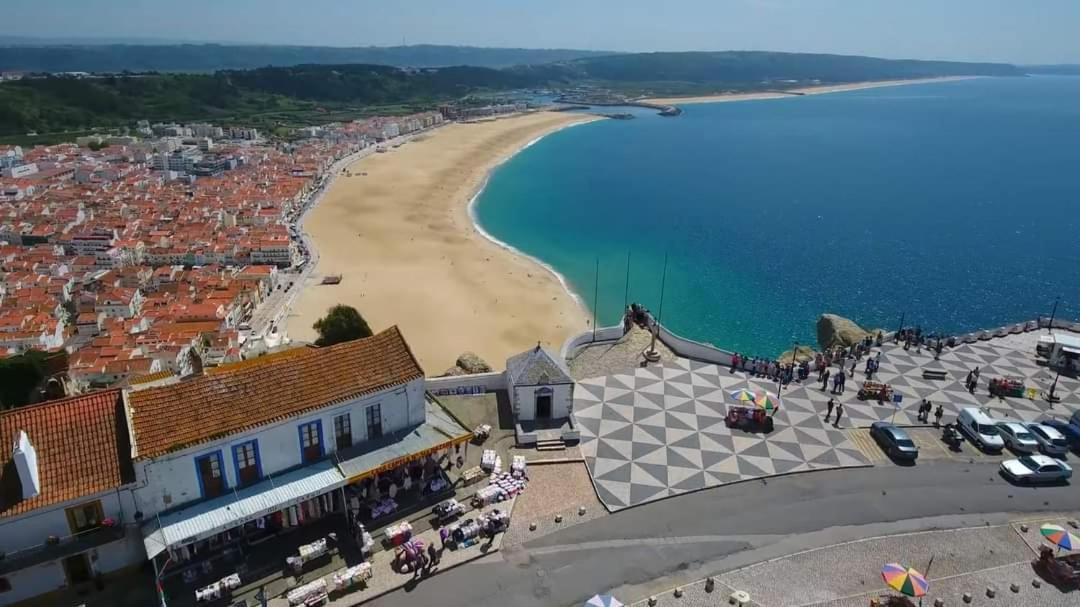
xmin=368 ymin=460 xmax=1080 ymax=607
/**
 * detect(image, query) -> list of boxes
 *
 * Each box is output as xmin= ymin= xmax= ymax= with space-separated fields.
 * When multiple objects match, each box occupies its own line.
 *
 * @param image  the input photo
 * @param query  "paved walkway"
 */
xmin=631 ymin=516 xmax=1080 ymax=607
xmin=573 ymin=329 xmax=1080 ymax=511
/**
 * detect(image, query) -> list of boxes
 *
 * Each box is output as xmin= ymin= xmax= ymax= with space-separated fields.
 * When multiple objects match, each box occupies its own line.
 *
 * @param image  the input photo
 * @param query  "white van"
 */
xmin=957 ymin=407 xmax=1005 ymax=452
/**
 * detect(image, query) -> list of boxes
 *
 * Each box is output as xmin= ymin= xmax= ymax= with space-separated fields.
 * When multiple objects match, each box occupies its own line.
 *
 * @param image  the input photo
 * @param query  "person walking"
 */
xmin=825 ymin=397 xmax=835 ymax=422
xmin=933 ymin=403 xmax=944 ymax=427
xmin=821 ymin=368 xmax=831 ymax=391
xmin=838 ymin=369 xmax=847 ymax=394
xmin=427 ymin=542 xmax=439 ymax=567
xmin=833 ymin=402 xmax=844 ymax=427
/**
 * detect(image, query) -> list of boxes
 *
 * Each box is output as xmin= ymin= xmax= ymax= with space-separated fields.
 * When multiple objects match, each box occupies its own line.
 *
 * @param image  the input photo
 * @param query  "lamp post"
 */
xmin=780 ymin=341 xmax=797 ymax=397
xmin=1047 ymin=296 xmax=1061 ymax=333
xmin=644 ymin=251 xmax=669 ymax=363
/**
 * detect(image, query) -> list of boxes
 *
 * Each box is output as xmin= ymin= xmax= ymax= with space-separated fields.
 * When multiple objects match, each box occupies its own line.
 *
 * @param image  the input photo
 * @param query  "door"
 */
xmin=197 ymin=454 xmax=225 ymax=498
xmin=63 ymin=553 xmax=93 ymax=585
xmin=535 ymin=393 xmax=552 ymax=419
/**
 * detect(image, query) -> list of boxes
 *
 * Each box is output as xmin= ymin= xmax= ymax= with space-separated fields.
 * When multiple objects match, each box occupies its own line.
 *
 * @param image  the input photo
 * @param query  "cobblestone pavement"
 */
xmin=568 ymin=325 xmax=677 ymax=380
xmin=627 ymin=516 xmax=1080 ymax=607
xmin=502 ymin=462 xmax=606 ymax=548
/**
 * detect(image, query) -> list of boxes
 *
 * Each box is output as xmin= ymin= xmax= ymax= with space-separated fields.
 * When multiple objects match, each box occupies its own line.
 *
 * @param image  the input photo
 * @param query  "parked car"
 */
xmin=957 ymin=407 xmax=1005 ymax=452
xmin=1026 ymin=423 xmax=1071 ymax=457
xmin=1041 ymin=419 xmax=1080 ymax=451
xmin=999 ymin=455 xmax=1072 ymax=484
xmin=996 ymin=422 xmax=1040 ymax=454
xmin=869 ymin=422 xmax=919 ymax=461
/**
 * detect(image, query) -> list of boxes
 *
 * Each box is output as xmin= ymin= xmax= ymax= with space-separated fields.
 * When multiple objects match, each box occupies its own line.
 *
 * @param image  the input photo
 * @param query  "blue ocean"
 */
xmin=473 ymin=77 xmax=1080 ymax=356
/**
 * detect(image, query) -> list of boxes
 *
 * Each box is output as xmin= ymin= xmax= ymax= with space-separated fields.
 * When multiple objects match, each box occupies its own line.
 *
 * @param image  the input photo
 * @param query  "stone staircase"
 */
xmin=535 ymin=438 xmax=566 ymax=452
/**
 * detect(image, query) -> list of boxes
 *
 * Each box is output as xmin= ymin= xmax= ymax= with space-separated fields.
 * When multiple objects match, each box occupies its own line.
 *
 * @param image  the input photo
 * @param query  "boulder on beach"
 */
xmin=440 ymin=366 xmax=467 ymax=377
xmin=777 ymin=344 xmax=818 ymax=363
xmin=455 ymin=351 xmax=493 ymax=374
xmin=817 ymin=314 xmax=871 ymax=350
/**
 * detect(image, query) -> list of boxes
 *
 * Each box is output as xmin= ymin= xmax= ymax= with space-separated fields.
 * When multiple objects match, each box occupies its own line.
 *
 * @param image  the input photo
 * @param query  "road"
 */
xmin=367 ymin=461 xmax=1080 ymax=607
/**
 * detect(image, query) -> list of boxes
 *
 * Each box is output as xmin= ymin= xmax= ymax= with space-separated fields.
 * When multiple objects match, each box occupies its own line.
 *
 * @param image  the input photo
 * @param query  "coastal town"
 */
xmin=2 ymin=12 xmax=1080 ymax=607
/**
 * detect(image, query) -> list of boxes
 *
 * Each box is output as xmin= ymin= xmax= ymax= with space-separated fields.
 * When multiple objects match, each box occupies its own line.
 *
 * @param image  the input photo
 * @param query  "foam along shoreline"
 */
xmin=287 ymin=111 xmax=600 ymax=372
xmin=642 ymin=76 xmax=979 ymax=106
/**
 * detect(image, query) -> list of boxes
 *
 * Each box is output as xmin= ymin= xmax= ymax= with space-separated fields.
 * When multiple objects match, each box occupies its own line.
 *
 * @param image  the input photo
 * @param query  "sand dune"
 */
xmin=288 ymin=112 xmax=599 ymax=373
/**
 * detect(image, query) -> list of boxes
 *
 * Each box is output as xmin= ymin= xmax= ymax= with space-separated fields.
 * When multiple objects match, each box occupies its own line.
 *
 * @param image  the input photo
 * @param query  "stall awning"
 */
xmin=336 ymin=400 xmax=470 ymax=482
xmin=141 ymin=458 xmax=346 ymax=559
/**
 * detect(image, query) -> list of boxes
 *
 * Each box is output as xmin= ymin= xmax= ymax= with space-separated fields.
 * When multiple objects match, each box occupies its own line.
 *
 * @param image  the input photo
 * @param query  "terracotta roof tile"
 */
xmin=128 ymin=326 xmax=423 ymax=459
xmin=0 ymin=389 xmax=134 ymax=517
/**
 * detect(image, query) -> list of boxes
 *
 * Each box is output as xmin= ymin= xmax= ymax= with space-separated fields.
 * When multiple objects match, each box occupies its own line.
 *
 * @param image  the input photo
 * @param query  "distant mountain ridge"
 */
xmin=0 ymin=43 xmax=618 ymax=72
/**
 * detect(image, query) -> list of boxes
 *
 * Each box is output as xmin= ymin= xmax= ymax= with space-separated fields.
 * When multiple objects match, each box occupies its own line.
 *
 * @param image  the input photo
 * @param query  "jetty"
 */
xmin=320 ymin=274 xmax=342 ymax=285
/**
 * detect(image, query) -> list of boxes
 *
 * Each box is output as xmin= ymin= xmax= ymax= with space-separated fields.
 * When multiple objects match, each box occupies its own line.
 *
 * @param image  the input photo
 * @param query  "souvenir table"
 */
xmin=286 ymin=578 xmax=328 ymax=606
xmin=195 ymin=573 xmax=240 ymax=603
xmin=330 ymin=562 xmax=373 ymax=592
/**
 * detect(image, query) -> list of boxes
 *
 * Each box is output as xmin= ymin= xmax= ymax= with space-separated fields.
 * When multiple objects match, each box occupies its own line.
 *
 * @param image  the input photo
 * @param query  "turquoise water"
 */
xmin=474 ymin=77 xmax=1080 ymax=356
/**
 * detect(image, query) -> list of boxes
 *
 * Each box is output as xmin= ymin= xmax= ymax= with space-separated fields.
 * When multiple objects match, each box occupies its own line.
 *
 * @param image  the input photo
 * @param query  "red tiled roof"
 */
xmin=0 ymin=389 xmax=133 ymax=518
xmin=128 ymin=326 xmax=424 ymax=459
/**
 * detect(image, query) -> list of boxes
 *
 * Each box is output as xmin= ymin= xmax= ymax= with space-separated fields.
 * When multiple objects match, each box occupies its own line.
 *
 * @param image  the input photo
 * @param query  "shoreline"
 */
xmin=642 ymin=75 xmax=977 ymax=106
xmin=287 ymin=111 xmax=601 ymax=372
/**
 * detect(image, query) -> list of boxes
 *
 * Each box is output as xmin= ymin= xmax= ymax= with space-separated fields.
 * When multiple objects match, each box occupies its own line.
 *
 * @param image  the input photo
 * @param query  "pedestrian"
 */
xmin=427 ymin=542 xmax=439 ymax=567
xmin=849 ymin=359 xmax=857 ymax=377
xmin=839 ymin=369 xmax=847 ymax=394
xmin=933 ymin=403 xmax=944 ymax=427
xmin=834 ymin=402 xmax=844 ymax=427
xmin=825 ymin=397 xmax=835 ymax=422
xmin=832 ymin=372 xmax=841 ymax=394
xmin=821 ymin=368 xmax=831 ymax=391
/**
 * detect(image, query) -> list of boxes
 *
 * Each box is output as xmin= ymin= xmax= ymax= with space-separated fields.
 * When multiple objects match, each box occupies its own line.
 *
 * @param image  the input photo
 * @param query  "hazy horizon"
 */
xmin=4 ymin=0 xmax=1079 ymax=65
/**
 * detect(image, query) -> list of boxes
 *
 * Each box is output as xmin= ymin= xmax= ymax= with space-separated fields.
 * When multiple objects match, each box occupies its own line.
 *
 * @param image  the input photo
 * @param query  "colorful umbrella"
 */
xmin=754 ymin=392 xmax=780 ymax=414
xmin=584 ymin=595 xmax=623 ymax=607
xmin=1040 ymin=524 xmax=1080 ymax=551
xmin=882 ymin=563 xmax=929 ymax=597
xmin=730 ymin=389 xmax=757 ymax=403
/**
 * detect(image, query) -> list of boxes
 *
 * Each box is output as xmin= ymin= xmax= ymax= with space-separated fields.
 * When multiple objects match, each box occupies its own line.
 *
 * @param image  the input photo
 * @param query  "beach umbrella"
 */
xmin=730 ymin=389 xmax=757 ymax=403
xmin=882 ymin=563 xmax=929 ymax=597
xmin=754 ymin=392 xmax=780 ymax=414
xmin=584 ymin=594 xmax=623 ymax=607
xmin=1040 ymin=523 xmax=1080 ymax=551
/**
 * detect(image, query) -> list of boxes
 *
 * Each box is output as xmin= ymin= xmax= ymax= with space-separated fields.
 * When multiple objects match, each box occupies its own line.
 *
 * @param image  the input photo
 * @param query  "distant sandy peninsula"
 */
xmin=642 ymin=76 xmax=978 ymax=106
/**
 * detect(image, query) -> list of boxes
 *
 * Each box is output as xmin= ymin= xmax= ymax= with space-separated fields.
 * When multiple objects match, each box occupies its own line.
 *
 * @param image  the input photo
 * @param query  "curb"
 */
xmin=525 ymin=457 xmax=586 ymax=465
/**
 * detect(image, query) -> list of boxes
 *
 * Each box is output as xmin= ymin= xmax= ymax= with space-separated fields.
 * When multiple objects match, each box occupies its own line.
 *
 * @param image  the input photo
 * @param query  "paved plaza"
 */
xmin=574 ymin=328 xmax=1080 ymax=511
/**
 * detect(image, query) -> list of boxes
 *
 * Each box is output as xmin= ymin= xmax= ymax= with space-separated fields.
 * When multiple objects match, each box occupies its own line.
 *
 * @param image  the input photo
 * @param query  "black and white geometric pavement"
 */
xmin=574 ymin=330 xmax=1080 ymax=511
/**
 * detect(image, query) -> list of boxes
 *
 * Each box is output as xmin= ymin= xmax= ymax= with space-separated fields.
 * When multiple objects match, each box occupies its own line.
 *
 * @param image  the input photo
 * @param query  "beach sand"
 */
xmin=288 ymin=111 xmax=599 ymax=373
xmin=643 ymin=76 xmax=976 ymax=106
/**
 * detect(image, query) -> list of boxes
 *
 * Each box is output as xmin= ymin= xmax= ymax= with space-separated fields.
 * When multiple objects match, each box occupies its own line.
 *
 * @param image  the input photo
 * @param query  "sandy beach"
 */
xmin=643 ymin=76 xmax=976 ymax=106
xmin=287 ymin=111 xmax=599 ymax=373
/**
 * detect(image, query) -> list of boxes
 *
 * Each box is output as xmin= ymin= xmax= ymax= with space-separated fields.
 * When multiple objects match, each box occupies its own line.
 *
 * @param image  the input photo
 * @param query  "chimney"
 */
xmin=12 ymin=430 xmax=41 ymax=500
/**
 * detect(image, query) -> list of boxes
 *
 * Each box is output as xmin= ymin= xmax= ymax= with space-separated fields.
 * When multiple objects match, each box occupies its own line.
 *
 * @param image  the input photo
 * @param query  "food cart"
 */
xmin=330 ymin=563 xmax=372 ymax=592
xmin=724 ymin=404 xmax=774 ymax=433
xmin=988 ymin=376 xmax=1025 ymax=398
xmin=195 ymin=573 xmax=241 ymax=603
xmin=858 ymin=381 xmax=894 ymax=401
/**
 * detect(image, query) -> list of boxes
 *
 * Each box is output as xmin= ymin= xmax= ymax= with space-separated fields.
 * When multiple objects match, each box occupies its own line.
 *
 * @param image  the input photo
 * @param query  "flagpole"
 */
xmin=623 ymin=250 xmax=631 ymax=310
xmin=592 ymin=256 xmax=599 ymax=342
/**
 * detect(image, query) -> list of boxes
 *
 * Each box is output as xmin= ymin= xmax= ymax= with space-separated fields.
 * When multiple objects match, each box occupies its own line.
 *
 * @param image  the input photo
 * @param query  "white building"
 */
xmin=505 ymin=344 xmax=579 ymax=446
xmin=0 ymin=390 xmax=144 ymax=605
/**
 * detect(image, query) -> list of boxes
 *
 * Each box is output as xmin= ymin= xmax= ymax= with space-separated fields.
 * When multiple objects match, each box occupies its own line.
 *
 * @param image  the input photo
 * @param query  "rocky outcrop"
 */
xmin=455 ymin=352 xmax=493 ymax=374
xmin=817 ymin=314 xmax=871 ymax=350
xmin=777 ymin=344 xmax=818 ymax=363
xmin=438 ymin=351 xmax=494 ymax=377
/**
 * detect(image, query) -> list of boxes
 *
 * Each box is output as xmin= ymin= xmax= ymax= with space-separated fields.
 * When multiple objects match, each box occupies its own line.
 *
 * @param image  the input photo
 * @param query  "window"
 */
xmin=233 ymin=441 xmax=260 ymax=487
xmin=299 ymin=421 xmax=323 ymax=463
xmin=334 ymin=413 xmax=352 ymax=451
xmin=65 ymin=500 xmax=104 ymax=534
xmin=365 ymin=404 xmax=382 ymax=439
xmin=195 ymin=451 xmax=226 ymax=499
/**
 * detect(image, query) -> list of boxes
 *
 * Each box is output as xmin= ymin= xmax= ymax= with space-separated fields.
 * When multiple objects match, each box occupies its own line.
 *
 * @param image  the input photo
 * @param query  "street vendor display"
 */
xmin=330 ymin=562 xmax=372 ymax=592
xmin=432 ymin=498 xmax=465 ymax=523
xmin=988 ymin=376 xmax=1025 ymax=398
xmin=726 ymin=389 xmax=778 ymax=432
xmin=480 ymin=449 xmax=497 ymax=472
xmin=369 ymin=496 xmax=398 ymax=519
xmin=384 ymin=521 xmax=413 ymax=546
xmin=195 ymin=573 xmax=240 ymax=603
xmin=858 ymin=381 xmax=894 ymax=401
xmin=511 ymin=455 xmax=527 ymax=479
xmin=480 ymin=508 xmax=509 ymax=536
xmin=286 ymin=578 xmax=328 ymax=606
xmin=286 ymin=535 xmax=335 ymax=572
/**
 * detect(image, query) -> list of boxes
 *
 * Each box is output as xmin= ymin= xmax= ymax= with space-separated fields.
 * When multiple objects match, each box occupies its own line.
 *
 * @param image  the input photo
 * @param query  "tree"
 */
xmin=313 ymin=305 xmax=372 ymax=347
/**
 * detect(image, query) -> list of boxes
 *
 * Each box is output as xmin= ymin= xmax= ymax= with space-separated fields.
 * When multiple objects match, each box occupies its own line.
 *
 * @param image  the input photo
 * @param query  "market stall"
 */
xmin=989 ymin=376 xmax=1025 ymax=398
xmin=330 ymin=562 xmax=373 ymax=593
xmin=432 ymin=499 xmax=465 ymax=524
xmin=286 ymin=578 xmax=328 ymax=606
xmin=286 ymin=534 xmax=336 ymax=573
xmin=858 ymin=381 xmax=894 ymax=401
xmin=384 ymin=521 xmax=413 ymax=546
xmin=195 ymin=573 xmax=240 ymax=603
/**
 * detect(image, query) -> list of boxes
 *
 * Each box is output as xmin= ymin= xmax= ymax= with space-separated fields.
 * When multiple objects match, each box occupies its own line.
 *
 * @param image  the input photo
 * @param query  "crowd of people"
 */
xmin=729 ymin=352 xmax=811 ymax=385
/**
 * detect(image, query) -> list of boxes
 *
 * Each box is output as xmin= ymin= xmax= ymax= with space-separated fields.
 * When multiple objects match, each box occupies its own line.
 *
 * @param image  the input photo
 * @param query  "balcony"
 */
xmin=0 ymin=524 xmax=127 ymax=575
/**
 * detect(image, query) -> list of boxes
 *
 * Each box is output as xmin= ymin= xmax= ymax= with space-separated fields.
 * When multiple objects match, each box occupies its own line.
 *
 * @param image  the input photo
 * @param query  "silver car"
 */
xmin=1026 ymin=423 xmax=1071 ymax=457
xmin=996 ymin=422 xmax=1040 ymax=454
xmin=1000 ymin=455 xmax=1073 ymax=484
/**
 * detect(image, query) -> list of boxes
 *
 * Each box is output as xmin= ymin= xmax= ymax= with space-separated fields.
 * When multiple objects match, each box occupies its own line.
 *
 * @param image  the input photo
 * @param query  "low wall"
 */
xmin=559 ymin=324 xmax=625 ymax=361
xmin=426 ymin=372 xmax=506 ymax=397
xmin=560 ymin=320 xmax=736 ymax=367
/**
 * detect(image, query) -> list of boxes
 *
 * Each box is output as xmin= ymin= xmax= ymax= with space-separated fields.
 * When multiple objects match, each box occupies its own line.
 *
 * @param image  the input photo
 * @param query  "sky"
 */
xmin=4 ymin=0 xmax=1079 ymax=65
